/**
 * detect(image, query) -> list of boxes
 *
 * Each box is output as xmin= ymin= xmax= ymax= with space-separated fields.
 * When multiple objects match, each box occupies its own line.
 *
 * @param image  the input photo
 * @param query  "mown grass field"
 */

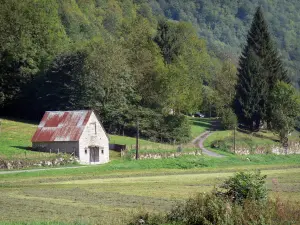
xmin=1 ymin=164 xmax=300 ymax=224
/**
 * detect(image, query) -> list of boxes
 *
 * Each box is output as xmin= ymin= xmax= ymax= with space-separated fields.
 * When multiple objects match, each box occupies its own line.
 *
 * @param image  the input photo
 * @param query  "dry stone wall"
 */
xmin=0 ymin=154 xmax=78 ymax=170
xmin=232 ymin=141 xmax=300 ymax=155
xmin=125 ymin=151 xmax=202 ymax=160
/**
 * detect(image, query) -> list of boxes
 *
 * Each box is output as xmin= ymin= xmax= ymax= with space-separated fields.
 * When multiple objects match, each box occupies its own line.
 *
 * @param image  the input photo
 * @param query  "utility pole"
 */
xmin=233 ymin=126 xmax=236 ymax=154
xmin=136 ymin=119 xmax=139 ymax=160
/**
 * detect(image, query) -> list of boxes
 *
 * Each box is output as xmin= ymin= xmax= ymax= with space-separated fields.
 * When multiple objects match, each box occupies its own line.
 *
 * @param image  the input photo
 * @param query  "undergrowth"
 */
xmin=128 ymin=171 xmax=300 ymax=225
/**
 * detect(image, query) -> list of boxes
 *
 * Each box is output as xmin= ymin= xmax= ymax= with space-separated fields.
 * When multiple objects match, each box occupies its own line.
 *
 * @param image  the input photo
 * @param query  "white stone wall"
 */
xmin=79 ymin=112 xmax=109 ymax=164
xmin=32 ymin=141 xmax=79 ymax=157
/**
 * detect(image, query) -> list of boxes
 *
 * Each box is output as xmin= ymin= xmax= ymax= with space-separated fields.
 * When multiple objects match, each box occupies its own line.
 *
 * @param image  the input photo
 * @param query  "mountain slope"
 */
xmin=148 ymin=0 xmax=300 ymax=84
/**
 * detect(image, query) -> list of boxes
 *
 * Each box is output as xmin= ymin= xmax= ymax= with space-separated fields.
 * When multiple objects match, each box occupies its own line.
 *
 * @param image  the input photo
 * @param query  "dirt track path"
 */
xmin=195 ymin=131 xmax=225 ymax=157
xmin=192 ymin=118 xmax=225 ymax=158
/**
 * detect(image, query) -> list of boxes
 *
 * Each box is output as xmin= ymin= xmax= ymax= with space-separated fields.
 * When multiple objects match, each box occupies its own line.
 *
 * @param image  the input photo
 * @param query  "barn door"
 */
xmin=89 ymin=147 xmax=99 ymax=163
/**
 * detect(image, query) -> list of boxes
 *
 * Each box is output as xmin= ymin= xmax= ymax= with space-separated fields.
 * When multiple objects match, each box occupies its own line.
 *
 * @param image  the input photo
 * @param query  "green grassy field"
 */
xmin=1 ymin=164 xmax=300 ymax=224
xmin=0 ymin=117 xmax=208 ymax=159
xmin=189 ymin=117 xmax=211 ymax=139
xmin=0 ymin=119 xmax=170 ymax=159
xmin=1 ymin=117 xmax=300 ymax=224
xmin=0 ymin=119 xmax=54 ymax=159
xmin=204 ymin=129 xmax=282 ymax=155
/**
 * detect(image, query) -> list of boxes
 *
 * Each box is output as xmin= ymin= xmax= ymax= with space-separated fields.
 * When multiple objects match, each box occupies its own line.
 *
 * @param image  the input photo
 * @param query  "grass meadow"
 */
xmin=0 ymin=117 xmax=207 ymax=160
xmin=0 ymin=118 xmax=176 ymax=160
xmin=1 ymin=117 xmax=300 ymax=224
xmin=1 ymin=164 xmax=300 ymax=224
xmin=189 ymin=117 xmax=211 ymax=138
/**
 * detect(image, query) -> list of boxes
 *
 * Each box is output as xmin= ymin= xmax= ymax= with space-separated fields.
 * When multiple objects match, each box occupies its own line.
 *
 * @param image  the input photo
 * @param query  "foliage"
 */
xmin=201 ymin=59 xmax=237 ymax=118
xmin=155 ymin=20 xmax=211 ymax=114
xmin=235 ymin=7 xmax=288 ymax=131
xmin=269 ymin=81 xmax=300 ymax=142
xmin=219 ymin=108 xmax=237 ymax=130
xmin=149 ymin=0 xmax=300 ymax=86
xmin=34 ymin=51 xmax=87 ymax=116
xmin=0 ymin=0 xmax=68 ymax=110
xmin=218 ymin=170 xmax=267 ymax=204
xmin=166 ymin=192 xmax=276 ymax=225
xmin=0 ymin=0 xmax=221 ymax=142
xmin=235 ymin=48 xmax=268 ymax=130
xmin=0 ymin=0 xmax=299 ymax=144
xmin=130 ymin=188 xmax=300 ymax=225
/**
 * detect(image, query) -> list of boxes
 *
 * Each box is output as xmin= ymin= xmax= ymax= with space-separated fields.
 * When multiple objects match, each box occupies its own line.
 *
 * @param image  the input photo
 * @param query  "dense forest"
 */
xmin=0 ymin=0 xmax=299 ymax=143
xmin=149 ymin=0 xmax=300 ymax=85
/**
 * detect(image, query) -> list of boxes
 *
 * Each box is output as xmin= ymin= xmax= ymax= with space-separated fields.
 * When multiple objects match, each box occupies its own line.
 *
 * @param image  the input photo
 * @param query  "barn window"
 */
xmin=85 ymin=149 xmax=87 ymax=154
xmin=101 ymin=149 xmax=104 ymax=154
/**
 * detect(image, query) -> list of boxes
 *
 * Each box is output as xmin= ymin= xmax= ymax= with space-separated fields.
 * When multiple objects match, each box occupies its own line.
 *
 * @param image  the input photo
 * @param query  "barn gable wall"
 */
xmin=78 ymin=112 xmax=109 ymax=164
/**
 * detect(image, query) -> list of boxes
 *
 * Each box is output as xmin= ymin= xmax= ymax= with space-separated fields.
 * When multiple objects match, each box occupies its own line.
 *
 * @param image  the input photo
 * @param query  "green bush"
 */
xmin=139 ymin=113 xmax=191 ymax=144
xmin=128 ymin=211 xmax=165 ymax=225
xmin=168 ymin=193 xmax=234 ymax=225
xmin=219 ymin=108 xmax=238 ymax=130
xmin=210 ymin=139 xmax=231 ymax=152
xmin=129 ymin=193 xmax=276 ymax=225
xmin=218 ymin=170 xmax=267 ymax=204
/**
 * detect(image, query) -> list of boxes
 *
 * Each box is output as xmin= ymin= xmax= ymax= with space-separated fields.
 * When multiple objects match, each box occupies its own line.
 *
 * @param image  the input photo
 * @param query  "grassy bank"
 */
xmin=204 ymin=129 xmax=282 ymax=155
xmin=0 ymin=117 xmax=209 ymax=160
xmin=0 ymin=118 xmax=176 ymax=160
xmin=189 ymin=117 xmax=211 ymax=138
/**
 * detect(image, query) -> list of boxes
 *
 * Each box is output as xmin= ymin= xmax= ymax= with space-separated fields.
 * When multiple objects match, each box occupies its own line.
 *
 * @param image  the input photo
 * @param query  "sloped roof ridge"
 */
xmin=32 ymin=110 xmax=93 ymax=142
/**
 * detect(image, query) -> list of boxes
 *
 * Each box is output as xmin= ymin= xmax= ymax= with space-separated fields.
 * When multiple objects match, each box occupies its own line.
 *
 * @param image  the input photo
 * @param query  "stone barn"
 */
xmin=31 ymin=110 xmax=109 ymax=164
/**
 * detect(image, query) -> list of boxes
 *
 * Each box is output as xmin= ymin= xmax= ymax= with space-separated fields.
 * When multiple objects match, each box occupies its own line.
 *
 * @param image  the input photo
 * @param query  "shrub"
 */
xmin=218 ymin=170 xmax=267 ymax=203
xmin=167 ymin=193 xmax=234 ymax=225
xmin=219 ymin=108 xmax=238 ymax=130
xmin=128 ymin=211 xmax=165 ymax=225
xmin=128 ymin=109 xmax=191 ymax=144
xmin=210 ymin=139 xmax=231 ymax=152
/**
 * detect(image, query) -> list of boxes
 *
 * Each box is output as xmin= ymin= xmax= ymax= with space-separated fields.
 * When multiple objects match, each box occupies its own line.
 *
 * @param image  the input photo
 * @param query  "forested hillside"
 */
xmin=0 ymin=0 xmax=299 ymax=143
xmin=149 ymin=0 xmax=300 ymax=85
xmin=0 ymin=0 xmax=222 ymax=143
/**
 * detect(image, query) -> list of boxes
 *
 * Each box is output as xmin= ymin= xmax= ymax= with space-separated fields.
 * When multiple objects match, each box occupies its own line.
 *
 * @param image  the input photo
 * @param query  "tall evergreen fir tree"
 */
xmin=235 ymin=7 xmax=289 ymax=130
xmin=235 ymin=48 xmax=268 ymax=130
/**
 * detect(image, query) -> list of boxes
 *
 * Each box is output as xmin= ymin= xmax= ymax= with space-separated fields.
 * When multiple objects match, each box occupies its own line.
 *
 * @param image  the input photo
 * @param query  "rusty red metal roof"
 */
xmin=32 ymin=110 xmax=92 ymax=142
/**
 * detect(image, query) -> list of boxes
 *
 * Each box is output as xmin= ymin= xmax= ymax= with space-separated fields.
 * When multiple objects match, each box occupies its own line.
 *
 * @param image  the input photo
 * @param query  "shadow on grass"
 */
xmin=210 ymin=119 xmax=223 ymax=131
xmin=192 ymin=120 xmax=211 ymax=129
xmin=237 ymin=128 xmax=252 ymax=134
xmin=11 ymin=146 xmax=33 ymax=151
xmin=190 ymin=117 xmax=224 ymax=132
xmin=237 ymin=128 xmax=279 ymax=142
xmin=0 ymin=116 xmax=38 ymax=125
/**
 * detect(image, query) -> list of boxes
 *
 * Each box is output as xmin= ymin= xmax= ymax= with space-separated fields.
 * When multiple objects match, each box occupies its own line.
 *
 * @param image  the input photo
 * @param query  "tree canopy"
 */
xmin=0 ymin=0 xmax=298 ymax=142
